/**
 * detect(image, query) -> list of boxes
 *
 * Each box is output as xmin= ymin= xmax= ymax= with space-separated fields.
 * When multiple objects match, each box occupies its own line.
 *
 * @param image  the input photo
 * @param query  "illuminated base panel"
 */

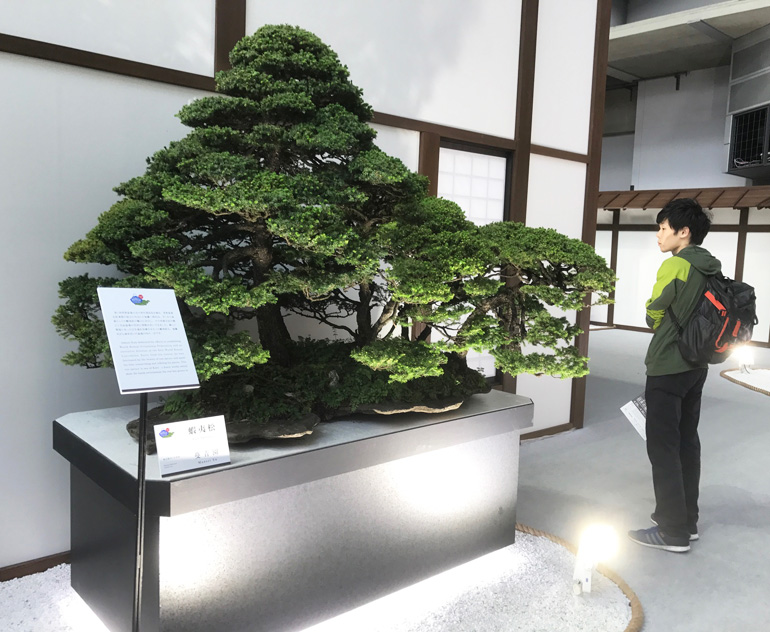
xmin=54 ymin=391 xmax=533 ymax=632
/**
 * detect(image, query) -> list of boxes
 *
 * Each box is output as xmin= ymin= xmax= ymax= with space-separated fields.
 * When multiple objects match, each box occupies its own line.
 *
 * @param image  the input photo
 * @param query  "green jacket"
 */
xmin=644 ymin=245 xmax=722 ymax=376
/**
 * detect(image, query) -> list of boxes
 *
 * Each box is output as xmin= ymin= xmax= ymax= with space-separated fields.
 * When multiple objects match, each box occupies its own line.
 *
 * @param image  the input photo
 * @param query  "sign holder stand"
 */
xmin=95 ymin=286 xmax=203 ymax=631
xmin=132 ymin=392 xmax=149 ymax=632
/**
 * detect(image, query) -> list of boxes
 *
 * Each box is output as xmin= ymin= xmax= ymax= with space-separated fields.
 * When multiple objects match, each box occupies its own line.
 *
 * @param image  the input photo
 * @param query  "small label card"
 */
xmin=620 ymin=393 xmax=647 ymax=440
xmin=97 ymin=287 xmax=199 ymax=394
xmin=154 ymin=416 xmax=231 ymax=476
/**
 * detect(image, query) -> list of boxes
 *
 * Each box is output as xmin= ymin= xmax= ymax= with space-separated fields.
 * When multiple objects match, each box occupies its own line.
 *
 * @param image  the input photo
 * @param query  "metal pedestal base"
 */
xmin=55 ymin=392 xmax=533 ymax=632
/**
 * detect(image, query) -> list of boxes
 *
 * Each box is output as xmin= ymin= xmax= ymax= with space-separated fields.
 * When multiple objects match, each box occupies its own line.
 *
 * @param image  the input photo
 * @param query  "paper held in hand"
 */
xmin=620 ymin=394 xmax=647 ymax=440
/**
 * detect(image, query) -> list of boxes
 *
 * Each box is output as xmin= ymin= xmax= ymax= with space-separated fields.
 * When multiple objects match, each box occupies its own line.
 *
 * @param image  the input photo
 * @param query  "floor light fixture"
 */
xmin=573 ymin=524 xmax=619 ymax=595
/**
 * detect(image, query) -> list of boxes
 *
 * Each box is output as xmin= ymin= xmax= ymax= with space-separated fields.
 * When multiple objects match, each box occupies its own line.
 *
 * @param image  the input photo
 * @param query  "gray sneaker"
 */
xmin=651 ymin=514 xmax=699 ymax=541
xmin=628 ymin=526 xmax=690 ymax=553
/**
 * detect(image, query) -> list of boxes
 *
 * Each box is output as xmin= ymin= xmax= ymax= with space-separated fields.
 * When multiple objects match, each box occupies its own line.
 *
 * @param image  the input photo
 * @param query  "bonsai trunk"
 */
xmin=251 ymin=219 xmax=292 ymax=366
xmin=356 ymin=282 xmax=374 ymax=344
xmin=256 ymin=303 xmax=292 ymax=366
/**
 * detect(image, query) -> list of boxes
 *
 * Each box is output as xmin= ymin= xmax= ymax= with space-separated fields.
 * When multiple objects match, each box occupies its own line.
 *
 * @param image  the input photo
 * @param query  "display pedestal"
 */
xmin=53 ymin=391 xmax=533 ymax=632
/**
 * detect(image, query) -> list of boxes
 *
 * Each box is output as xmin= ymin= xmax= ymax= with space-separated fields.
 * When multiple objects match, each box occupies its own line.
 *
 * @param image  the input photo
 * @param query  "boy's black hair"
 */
xmin=656 ymin=198 xmax=711 ymax=245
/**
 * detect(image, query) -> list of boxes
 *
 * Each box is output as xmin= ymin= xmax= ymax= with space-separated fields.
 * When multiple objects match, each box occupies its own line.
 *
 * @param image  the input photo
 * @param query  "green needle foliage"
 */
xmin=52 ymin=24 xmax=615 ymax=437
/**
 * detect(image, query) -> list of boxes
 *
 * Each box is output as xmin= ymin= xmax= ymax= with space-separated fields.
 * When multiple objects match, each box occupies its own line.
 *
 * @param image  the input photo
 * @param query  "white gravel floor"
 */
xmin=0 ymin=531 xmax=631 ymax=632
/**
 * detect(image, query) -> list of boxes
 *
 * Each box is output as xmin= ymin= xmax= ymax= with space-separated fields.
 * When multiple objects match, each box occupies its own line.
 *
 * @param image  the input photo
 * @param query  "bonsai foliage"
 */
xmin=53 ymin=25 xmax=615 ymax=435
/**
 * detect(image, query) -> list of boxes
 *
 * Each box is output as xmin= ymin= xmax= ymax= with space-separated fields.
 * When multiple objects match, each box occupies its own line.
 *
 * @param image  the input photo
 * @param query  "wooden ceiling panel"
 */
xmin=598 ymin=186 xmax=770 ymax=210
xmin=599 ymin=191 xmax=642 ymax=208
xmin=646 ymin=191 xmax=679 ymax=208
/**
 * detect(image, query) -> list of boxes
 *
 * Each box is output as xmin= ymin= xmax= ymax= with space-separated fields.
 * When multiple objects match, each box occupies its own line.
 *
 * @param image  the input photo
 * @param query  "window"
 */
xmin=437 ymin=146 xmax=509 ymax=225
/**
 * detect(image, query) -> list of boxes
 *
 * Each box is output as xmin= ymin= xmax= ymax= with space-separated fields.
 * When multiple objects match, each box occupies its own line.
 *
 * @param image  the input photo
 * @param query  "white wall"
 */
xmin=592 ymin=230 xmax=613 ymax=323
xmin=0 ymin=53 xmax=209 ymax=567
xmin=631 ymin=67 xmax=748 ymax=190
xmin=603 ymin=88 xmax=636 ymax=134
xmin=611 ymin=0 xmax=628 ymax=26
xmin=742 ymin=231 xmax=770 ymax=343
xmin=614 ymin=230 xmax=740 ymax=328
xmin=0 ymin=0 xmax=215 ymax=75
xmin=531 ymin=0 xmax=597 ymax=155
xmin=521 ymin=153 xmax=590 ymax=432
xmin=599 ymin=133 xmax=634 ymax=190
xmin=600 ymin=87 xmax=635 ymax=189
xmin=244 ymin=0 xmax=521 ymax=139
xmin=613 ymin=231 xmax=663 ymax=328
xmin=370 ymin=124 xmax=421 ymax=173
xmin=527 ymin=155 xmax=588 ymax=239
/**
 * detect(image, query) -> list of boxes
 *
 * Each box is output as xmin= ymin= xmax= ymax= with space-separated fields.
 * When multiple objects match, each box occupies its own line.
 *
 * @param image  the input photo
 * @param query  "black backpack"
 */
xmin=668 ymin=272 xmax=758 ymax=365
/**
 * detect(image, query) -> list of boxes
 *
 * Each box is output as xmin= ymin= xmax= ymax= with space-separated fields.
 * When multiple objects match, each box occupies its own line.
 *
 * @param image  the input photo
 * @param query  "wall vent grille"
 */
xmin=728 ymin=106 xmax=770 ymax=181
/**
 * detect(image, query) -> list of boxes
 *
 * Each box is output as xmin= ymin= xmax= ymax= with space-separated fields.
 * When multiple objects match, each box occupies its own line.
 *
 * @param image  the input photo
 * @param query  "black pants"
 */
xmin=645 ymin=368 xmax=708 ymax=540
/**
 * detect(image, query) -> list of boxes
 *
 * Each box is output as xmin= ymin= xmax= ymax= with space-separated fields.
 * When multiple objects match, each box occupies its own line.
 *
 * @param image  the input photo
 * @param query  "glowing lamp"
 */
xmin=573 ymin=524 xmax=618 ymax=595
xmin=734 ymin=345 xmax=754 ymax=374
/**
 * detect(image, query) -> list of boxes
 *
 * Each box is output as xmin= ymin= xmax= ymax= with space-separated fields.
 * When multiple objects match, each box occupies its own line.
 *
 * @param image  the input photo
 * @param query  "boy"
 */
xmin=628 ymin=198 xmax=721 ymax=553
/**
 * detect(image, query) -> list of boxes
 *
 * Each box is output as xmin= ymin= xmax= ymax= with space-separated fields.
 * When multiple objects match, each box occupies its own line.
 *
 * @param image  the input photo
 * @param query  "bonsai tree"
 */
xmin=53 ymin=24 xmax=615 ymax=440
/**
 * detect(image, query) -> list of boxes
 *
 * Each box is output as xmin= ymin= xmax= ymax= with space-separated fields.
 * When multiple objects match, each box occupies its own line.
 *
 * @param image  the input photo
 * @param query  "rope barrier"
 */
xmin=720 ymin=369 xmax=770 ymax=396
xmin=515 ymin=523 xmax=644 ymax=632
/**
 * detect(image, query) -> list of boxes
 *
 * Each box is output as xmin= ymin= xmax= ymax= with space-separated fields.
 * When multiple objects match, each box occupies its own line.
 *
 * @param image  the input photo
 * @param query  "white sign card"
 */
xmin=97 ymin=287 xmax=200 ymax=394
xmin=154 ymin=416 xmax=231 ymax=476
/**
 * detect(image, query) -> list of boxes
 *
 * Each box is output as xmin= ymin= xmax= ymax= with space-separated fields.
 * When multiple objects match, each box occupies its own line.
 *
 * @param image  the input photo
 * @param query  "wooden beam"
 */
xmin=571 ymin=0 xmax=613 ymax=430
xmin=521 ymin=422 xmax=574 ymax=441
xmin=372 ymin=111 xmax=515 ymax=151
xmin=0 ymin=32 xmax=215 ymax=91
xmin=607 ymin=209 xmax=620 ymax=326
xmin=214 ymin=0 xmax=247 ymax=73
xmin=530 ymin=144 xmax=588 ymax=163
xmin=0 ymin=552 xmax=70 ymax=582
xmin=509 ymin=0 xmax=539 ymax=224
xmin=734 ymin=208 xmax=749 ymax=283
xmin=418 ymin=132 xmax=441 ymax=196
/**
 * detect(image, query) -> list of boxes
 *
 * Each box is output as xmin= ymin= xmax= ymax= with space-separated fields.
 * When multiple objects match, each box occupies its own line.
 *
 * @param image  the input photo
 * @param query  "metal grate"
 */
xmin=732 ymin=107 xmax=767 ymax=169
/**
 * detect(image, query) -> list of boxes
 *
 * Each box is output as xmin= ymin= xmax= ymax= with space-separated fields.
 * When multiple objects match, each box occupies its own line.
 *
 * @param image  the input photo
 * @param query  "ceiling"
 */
xmin=607 ymin=1 xmax=770 ymax=88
